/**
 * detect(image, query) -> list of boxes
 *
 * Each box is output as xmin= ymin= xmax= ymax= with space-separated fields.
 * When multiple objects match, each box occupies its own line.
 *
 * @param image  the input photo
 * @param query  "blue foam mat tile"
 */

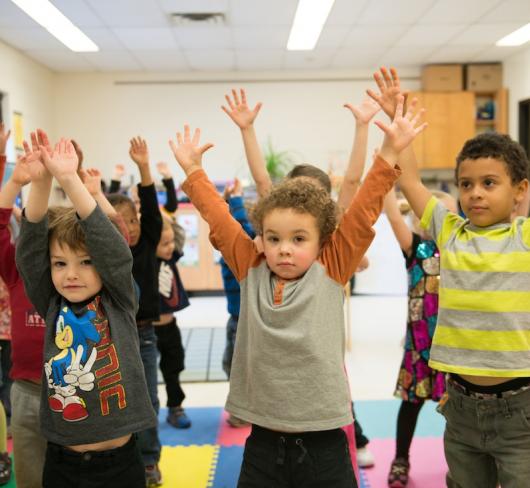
xmin=158 ymin=407 xmax=222 ymax=446
xmin=211 ymin=446 xmax=244 ymax=488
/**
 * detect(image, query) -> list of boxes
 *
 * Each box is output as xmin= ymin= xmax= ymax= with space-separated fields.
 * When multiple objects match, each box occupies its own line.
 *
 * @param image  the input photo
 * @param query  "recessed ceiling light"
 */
xmin=287 ymin=0 xmax=335 ymax=51
xmin=10 ymin=0 xmax=98 ymax=52
xmin=496 ymin=23 xmax=530 ymax=47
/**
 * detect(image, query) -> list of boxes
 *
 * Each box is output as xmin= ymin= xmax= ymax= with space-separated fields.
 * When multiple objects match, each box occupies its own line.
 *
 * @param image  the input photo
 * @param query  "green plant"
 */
xmin=263 ymin=138 xmax=293 ymax=180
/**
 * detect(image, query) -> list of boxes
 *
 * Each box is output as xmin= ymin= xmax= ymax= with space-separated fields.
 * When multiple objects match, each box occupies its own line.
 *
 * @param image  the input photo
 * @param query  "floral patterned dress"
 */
xmin=394 ymin=233 xmax=445 ymax=403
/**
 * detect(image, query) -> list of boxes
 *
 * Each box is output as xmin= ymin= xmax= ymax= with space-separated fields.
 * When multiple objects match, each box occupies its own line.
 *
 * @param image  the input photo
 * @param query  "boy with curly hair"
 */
xmin=168 ymin=94 xmax=424 ymax=487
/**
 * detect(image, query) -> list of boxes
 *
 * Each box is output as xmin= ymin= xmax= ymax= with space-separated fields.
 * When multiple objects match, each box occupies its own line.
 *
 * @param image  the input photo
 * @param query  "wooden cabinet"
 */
xmin=474 ymin=88 xmax=508 ymax=134
xmin=409 ymin=91 xmax=475 ymax=169
xmin=176 ymin=204 xmax=223 ymax=292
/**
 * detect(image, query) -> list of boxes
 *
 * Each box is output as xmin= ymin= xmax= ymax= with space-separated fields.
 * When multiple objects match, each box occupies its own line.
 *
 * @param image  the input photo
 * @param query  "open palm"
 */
xmin=222 ymin=89 xmax=262 ymax=129
xmin=169 ymin=125 xmax=213 ymax=173
xmin=344 ymin=98 xmax=380 ymax=124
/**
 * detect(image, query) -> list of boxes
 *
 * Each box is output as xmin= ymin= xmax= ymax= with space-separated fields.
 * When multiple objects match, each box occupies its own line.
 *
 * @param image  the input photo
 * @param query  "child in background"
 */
xmin=219 ymin=178 xmax=255 ymax=428
xmin=169 ymin=97 xmax=423 ymax=485
xmin=107 ymin=137 xmax=163 ymax=487
xmin=394 ymin=92 xmax=530 ymax=485
xmin=383 ymin=186 xmax=455 ymax=487
xmin=16 ymin=135 xmax=156 ymax=488
xmin=154 ymin=216 xmax=191 ymax=429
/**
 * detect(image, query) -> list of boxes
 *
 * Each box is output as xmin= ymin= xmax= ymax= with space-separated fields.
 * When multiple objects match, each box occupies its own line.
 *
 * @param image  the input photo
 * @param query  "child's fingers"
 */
xmin=414 ymin=122 xmax=428 ymax=135
xmin=394 ymin=95 xmax=405 ymax=119
xmin=381 ymin=67 xmax=392 ymax=87
xmin=23 ymin=140 xmax=31 ymax=156
xmin=198 ymin=143 xmax=214 ymax=155
xmin=176 ymin=132 xmax=183 ymax=146
xmin=366 ymin=89 xmax=381 ymax=105
xmin=192 ymin=128 xmax=201 ymax=145
xmin=240 ymin=88 xmax=247 ymax=105
xmin=410 ymin=108 xmax=425 ymax=128
xmin=30 ymin=132 xmax=39 ymax=152
xmin=224 ymin=94 xmax=235 ymax=111
xmin=390 ymin=67 xmax=400 ymax=88
xmin=253 ymin=102 xmax=262 ymax=115
xmin=373 ymin=120 xmax=390 ymax=134
xmin=183 ymin=125 xmax=190 ymax=143
xmin=232 ymin=89 xmax=240 ymax=106
xmin=373 ymin=71 xmax=385 ymax=93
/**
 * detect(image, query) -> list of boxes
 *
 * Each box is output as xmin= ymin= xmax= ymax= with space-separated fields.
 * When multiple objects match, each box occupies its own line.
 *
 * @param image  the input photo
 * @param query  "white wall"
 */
xmin=0 ymin=40 xmax=55 ymax=160
xmin=504 ymin=44 xmax=530 ymax=141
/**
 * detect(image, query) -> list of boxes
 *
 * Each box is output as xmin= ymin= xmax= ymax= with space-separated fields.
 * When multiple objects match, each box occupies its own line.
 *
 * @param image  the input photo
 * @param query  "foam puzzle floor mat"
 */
xmin=153 ymin=399 xmax=447 ymax=488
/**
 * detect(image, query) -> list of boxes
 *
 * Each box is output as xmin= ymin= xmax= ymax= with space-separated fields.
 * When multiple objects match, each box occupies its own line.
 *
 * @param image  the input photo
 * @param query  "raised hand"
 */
xmin=0 ymin=122 xmax=11 ymax=155
xmin=129 ymin=137 xmax=149 ymax=167
xmin=375 ymin=96 xmax=427 ymax=157
xmin=169 ymin=125 xmax=214 ymax=176
xmin=10 ymin=155 xmax=32 ymax=186
xmin=112 ymin=163 xmax=125 ymax=180
xmin=344 ymin=98 xmax=380 ymax=125
xmin=221 ymin=89 xmax=262 ymax=130
xmin=40 ymin=138 xmax=79 ymax=180
xmin=156 ymin=161 xmax=171 ymax=179
xmin=367 ymin=67 xmax=405 ymax=120
xmin=79 ymin=168 xmax=102 ymax=196
xmin=21 ymin=132 xmax=50 ymax=182
xmin=223 ymin=177 xmax=242 ymax=200
xmin=71 ymin=139 xmax=83 ymax=168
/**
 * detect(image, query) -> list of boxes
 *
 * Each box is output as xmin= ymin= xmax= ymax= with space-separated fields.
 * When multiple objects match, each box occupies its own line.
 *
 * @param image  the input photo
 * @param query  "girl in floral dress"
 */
xmin=383 ymin=187 xmax=456 ymax=488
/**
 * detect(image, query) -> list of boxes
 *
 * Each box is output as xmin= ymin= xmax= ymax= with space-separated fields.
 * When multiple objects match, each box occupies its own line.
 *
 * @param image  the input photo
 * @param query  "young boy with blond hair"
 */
xmin=168 ymin=94 xmax=424 ymax=486
xmin=15 ymin=135 xmax=156 ymax=488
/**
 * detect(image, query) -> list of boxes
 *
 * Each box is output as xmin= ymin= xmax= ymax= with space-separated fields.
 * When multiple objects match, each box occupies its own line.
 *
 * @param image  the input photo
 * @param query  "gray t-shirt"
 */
xmin=16 ymin=205 xmax=157 ymax=446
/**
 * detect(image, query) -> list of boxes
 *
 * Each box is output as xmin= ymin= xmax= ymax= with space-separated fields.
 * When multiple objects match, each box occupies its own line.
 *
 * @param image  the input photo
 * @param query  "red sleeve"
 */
xmin=0 ymin=207 xmax=19 ymax=287
xmin=182 ymin=170 xmax=261 ymax=281
xmin=321 ymin=156 xmax=401 ymax=285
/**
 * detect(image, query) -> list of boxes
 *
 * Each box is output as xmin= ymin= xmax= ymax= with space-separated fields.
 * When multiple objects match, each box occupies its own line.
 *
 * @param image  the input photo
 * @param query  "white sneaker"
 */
xmin=357 ymin=446 xmax=375 ymax=468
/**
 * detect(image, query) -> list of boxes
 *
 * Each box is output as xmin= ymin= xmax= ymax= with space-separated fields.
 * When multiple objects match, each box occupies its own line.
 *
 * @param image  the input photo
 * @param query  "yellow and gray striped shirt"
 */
xmin=421 ymin=196 xmax=530 ymax=377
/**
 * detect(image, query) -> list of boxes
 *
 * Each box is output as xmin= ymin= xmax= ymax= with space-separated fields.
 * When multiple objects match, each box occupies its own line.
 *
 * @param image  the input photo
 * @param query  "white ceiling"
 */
xmin=0 ymin=0 xmax=529 ymax=72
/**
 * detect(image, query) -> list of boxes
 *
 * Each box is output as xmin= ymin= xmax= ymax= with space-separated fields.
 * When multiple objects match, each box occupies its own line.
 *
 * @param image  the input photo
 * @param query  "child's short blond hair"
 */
xmin=48 ymin=206 xmax=88 ymax=252
xmin=251 ymin=177 xmax=338 ymax=244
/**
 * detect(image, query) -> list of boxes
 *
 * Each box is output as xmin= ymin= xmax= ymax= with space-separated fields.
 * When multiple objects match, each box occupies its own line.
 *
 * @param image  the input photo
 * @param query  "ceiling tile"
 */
xmin=358 ymin=0 xmax=438 ymax=25
xmin=174 ymin=26 xmax=233 ymax=49
xmin=0 ymin=1 xmax=42 ymax=28
xmin=228 ymin=0 xmax=298 ymax=26
xmin=134 ymin=49 xmax=189 ymax=70
xmin=0 ymin=27 xmax=65 ymax=50
xmin=343 ymin=25 xmax=410 ymax=47
xmin=85 ymin=0 xmax=169 ymax=28
xmin=478 ymin=0 xmax=530 ymax=22
xmin=470 ymin=45 xmax=527 ymax=62
xmin=419 ymin=0 xmax=502 ymax=23
xmin=82 ymin=28 xmax=126 ymax=50
xmin=326 ymin=0 xmax=370 ymax=26
xmin=317 ymin=25 xmax=351 ymax=48
xmin=112 ymin=28 xmax=177 ymax=50
xmin=158 ymin=0 xmax=229 ymax=14
xmin=395 ymin=24 xmax=466 ymax=47
xmin=236 ymin=49 xmax=284 ymax=71
xmin=331 ymin=46 xmax=387 ymax=69
xmin=183 ymin=49 xmax=235 ymax=70
xmin=448 ymin=22 xmax=527 ymax=45
xmin=378 ymin=45 xmax=437 ymax=67
xmin=232 ymin=26 xmax=289 ymax=49
xmin=283 ymin=49 xmax=337 ymax=70
xmin=81 ymin=50 xmax=143 ymax=70
xmin=24 ymin=49 xmax=95 ymax=71
xmin=425 ymin=45 xmax=486 ymax=63
xmin=51 ymin=0 xmax=106 ymax=27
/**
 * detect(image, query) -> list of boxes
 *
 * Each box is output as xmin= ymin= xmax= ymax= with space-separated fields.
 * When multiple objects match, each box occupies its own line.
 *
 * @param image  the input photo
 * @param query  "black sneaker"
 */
xmin=167 ymin=406 xmax=192 ymax=429
xmin=145 ymin=464 xmax=162 ymax=487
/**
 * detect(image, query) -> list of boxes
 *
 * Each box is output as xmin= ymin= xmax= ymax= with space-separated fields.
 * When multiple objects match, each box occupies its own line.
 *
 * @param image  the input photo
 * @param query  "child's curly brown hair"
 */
xmin=251 ymin=177 xmax=338 ymax=245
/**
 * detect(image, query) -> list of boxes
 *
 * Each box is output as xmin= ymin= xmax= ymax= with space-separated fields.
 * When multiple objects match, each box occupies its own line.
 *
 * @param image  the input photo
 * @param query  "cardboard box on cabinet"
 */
xmin=422 ymin=65 xmax=463 ymax=92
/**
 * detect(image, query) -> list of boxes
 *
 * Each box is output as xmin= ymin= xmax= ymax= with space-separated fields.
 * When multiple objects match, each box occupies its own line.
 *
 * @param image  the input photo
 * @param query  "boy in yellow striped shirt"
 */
xmin=398 ymin=127 xmax=530 ymax=487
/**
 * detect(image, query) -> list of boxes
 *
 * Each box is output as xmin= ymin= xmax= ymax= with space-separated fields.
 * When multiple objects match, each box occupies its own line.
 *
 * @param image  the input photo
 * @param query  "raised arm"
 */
xmin=0 ymin=122 xmax=11 ymax=187
xmin=129 ymin=136 xmax=153 ymax=187
xmin=224 ymin=178 xmax=255 ymax=238
xmin=221 ymin=88 xmax=271 ymax=197
xmin=383 ymin=186 xmax=413 ymax=256
xmin=169 ymin=125 xmax=257 ymax=280
xmin=368 ymin=67 xmax=432 ymax=220
xmin=337 ymin=98 xmax=380 ymax=211
xmin=80 ymin=168 xmax=119 ymax=219
xmin=157 ymin=161 xmax=178 ymax=213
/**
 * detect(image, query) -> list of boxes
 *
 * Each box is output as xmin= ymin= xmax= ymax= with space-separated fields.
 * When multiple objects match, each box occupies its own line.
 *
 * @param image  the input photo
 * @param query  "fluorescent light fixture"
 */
xmin=496 ymin=23 xmax=530 ymax=47
xmin=287 ymin=0 xmax=335 ymax=51
xmin=10 ymin=0 xmax=98 ymax=52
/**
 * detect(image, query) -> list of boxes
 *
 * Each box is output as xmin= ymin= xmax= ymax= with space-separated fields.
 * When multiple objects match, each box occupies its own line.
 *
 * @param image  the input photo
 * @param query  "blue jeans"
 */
xmin=439 ymin=383 xmax=530 ymax=488
xmin=137 ymin=325 xmax=161 ymax=466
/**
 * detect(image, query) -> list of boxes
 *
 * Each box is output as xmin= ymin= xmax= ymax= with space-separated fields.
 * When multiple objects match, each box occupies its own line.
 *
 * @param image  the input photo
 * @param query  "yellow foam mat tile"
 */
xmin=159 ymin=445 xmax=219 ymax=488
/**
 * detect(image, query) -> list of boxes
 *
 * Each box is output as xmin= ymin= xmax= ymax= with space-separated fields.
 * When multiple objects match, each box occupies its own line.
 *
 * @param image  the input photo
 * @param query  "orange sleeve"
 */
xmin=321 ymin=156 xmax=401 ymax=285
xmin=181 ymin=170 xmax=260 ymax=281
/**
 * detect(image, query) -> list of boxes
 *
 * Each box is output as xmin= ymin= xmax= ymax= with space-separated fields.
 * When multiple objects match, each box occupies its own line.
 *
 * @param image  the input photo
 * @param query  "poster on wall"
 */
xmin=180 ymin=242 xmax=199 ymax=267
xmin=177 ymin=213 xmax=198 ymax=239
xmin=12 ymin=111 xmax=23 ymax=152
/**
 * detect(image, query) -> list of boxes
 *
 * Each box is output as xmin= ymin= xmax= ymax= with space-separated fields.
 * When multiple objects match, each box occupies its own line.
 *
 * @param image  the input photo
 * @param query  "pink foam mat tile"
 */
xmin=363 ymin=437 xmax=447 ymax=488
xmin=216 ymin=410 xmax=251 ymax=446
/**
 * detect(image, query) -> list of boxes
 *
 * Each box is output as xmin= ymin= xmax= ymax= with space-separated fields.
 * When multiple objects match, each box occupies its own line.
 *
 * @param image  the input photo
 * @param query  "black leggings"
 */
xmin=395 ymin=400 xmax=424 ymax=460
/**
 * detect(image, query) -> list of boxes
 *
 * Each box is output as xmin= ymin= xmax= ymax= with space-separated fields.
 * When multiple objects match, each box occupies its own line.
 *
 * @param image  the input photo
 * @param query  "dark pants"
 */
xmin=351 ymin=402 xmax=369 ymax=449
xmin=137 ymin=325 xmax=161 ymax=466
xmin=154 ymin=317 xmax=186 ymax=407
xmin=238 ymin=425 xmax=358 ymax=488
xmin=43 ymin=435 xmax=145 ymax=488
xmin=0 ymin=340 xmax=12 ymax=418
xmin=222 ymin=314 xmax=238 ymax=378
